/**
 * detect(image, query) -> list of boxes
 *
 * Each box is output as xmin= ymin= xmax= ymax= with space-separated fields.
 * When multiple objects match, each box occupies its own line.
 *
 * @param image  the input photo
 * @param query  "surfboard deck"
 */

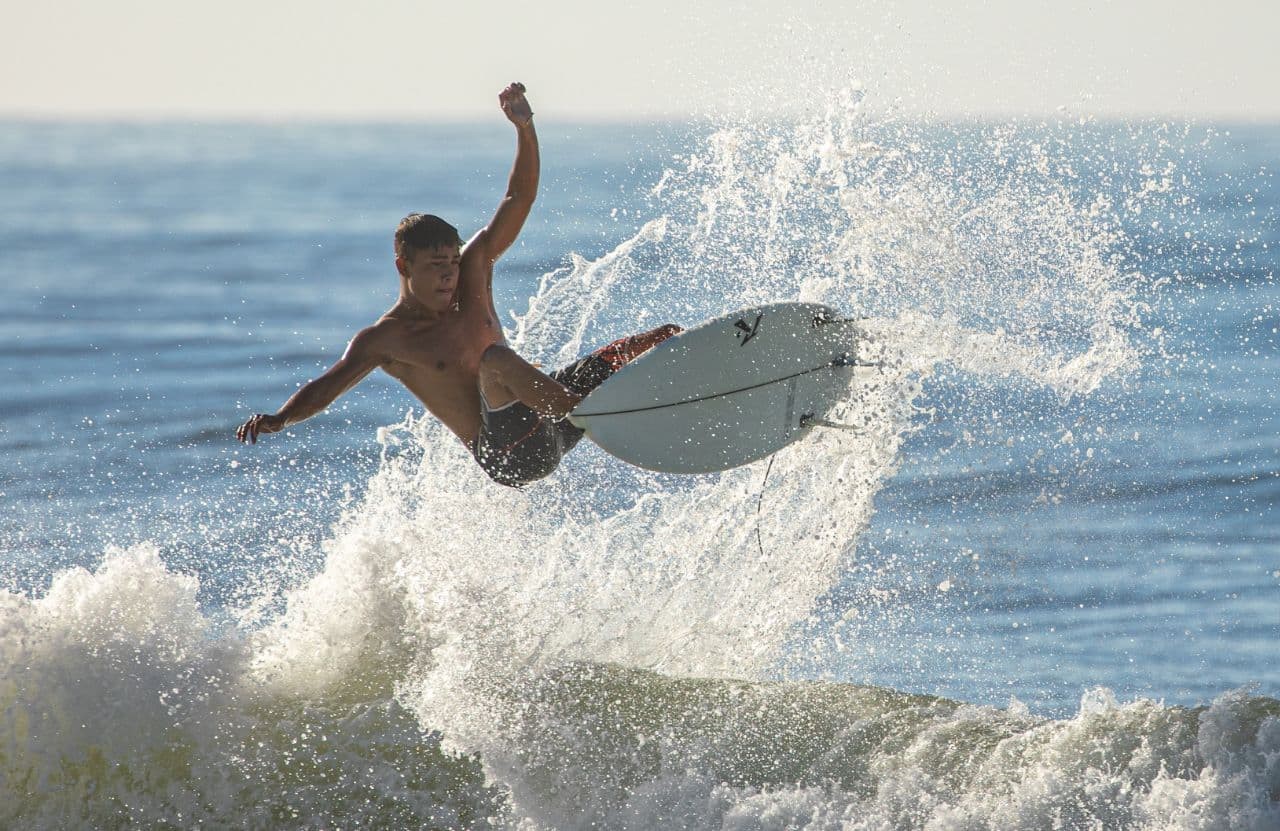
xmin=568 ymin=302 xmax=875 ymax=473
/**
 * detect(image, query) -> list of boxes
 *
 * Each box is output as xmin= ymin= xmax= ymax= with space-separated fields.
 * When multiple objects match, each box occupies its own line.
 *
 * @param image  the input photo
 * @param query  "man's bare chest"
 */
xmin=381 ymin=314 xmax=497 ymax=390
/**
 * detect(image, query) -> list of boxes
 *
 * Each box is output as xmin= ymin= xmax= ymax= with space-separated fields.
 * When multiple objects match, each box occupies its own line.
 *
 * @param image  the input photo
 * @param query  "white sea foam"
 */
xmin=4 ymin=551 xmax=1276 ymax=829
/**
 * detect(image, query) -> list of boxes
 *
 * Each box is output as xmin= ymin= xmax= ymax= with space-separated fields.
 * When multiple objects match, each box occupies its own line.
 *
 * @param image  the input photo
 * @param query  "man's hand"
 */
xmin=236 ymin=413 xmax=286 ymax=444
xmin=499 ymin=82 xmax=533 ymax=127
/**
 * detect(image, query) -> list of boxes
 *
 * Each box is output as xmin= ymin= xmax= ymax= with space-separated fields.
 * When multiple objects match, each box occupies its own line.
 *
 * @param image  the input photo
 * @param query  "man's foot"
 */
xmin=592 ymin=323 xmax=683 ymax=371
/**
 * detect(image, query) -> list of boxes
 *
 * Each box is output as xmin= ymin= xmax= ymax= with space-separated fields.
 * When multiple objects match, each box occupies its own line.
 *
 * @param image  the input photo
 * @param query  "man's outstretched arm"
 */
xmin=236 ymin=329 xmax=383 ymax=444
xmin=468 ymin=82 xmax=539 ymax=264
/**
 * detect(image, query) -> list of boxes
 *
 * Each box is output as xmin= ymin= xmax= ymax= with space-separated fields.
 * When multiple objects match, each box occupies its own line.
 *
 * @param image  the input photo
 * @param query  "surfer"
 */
xmin=235 ymin=82 xmax=680 ymax=486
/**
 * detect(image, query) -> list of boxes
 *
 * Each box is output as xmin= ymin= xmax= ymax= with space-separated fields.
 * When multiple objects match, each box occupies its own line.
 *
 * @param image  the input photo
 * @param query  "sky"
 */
xmin=2 ymin=0 xmax=1278 ymax=121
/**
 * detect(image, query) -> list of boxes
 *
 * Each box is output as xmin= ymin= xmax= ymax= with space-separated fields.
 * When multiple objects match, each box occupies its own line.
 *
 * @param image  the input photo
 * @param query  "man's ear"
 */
xmin=395 ymin=254 xmax=408 ymax=278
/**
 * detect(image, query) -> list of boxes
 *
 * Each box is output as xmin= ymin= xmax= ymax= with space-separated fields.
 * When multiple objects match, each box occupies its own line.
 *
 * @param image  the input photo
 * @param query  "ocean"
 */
xmin=1 ymin=102 xmax=1277 ymax=828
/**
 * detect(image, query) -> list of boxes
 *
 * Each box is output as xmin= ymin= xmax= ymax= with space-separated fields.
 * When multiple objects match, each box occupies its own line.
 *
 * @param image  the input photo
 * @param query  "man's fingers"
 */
xmin=498 ymin=83 xmax=532 ymax=126
xmin=237 ymin=414 xmax=267 ymax=444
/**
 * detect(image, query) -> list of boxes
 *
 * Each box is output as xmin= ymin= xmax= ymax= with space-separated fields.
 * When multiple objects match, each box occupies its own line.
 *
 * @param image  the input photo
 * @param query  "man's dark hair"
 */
xmin=395 ymin=213 xmax=463 ymax=260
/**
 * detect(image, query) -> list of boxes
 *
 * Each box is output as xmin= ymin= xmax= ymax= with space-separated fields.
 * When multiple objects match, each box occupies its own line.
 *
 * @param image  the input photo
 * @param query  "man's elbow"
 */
xmin=504 ymin=189 xmax=537 ymax=208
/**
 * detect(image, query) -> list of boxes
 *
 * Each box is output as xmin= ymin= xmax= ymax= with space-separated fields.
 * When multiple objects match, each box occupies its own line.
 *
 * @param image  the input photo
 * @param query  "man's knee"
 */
xmin=478 ymin=346 xmax=518 ymax=400
xmin=479 ymin=343 xmax=517 ymax=375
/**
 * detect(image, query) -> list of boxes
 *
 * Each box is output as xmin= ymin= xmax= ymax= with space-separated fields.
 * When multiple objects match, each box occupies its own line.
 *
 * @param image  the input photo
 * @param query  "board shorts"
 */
xmin=472 ymin=324 xmax=681 ymax=487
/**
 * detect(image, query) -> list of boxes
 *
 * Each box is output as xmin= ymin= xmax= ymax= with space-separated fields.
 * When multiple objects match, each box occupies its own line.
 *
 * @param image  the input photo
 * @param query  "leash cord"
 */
xmin=756 ymin=454 xmax=776 ymax=560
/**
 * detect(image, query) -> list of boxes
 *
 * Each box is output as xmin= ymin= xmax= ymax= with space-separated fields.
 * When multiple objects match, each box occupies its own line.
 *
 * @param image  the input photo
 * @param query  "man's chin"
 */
xmin=413 ymin=292 xmax=456 ymax=312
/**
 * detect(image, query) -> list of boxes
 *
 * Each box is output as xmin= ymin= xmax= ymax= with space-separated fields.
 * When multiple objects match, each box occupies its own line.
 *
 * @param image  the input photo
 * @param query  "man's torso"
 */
xmin=376 ymin=259 xmax=504 ymax=446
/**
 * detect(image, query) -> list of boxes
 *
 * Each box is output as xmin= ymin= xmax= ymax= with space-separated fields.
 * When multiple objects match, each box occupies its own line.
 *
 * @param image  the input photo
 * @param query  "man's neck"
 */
xmin=389 ymin=295 xmax=447 ymax=322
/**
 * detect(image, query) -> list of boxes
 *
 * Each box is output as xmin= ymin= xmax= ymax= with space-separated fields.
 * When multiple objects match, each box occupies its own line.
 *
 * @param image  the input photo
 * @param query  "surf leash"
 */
xmin=756 ymin=453 xmax=776 ymax=560
xmin=574 ymin=355 xmax=884 ymax=418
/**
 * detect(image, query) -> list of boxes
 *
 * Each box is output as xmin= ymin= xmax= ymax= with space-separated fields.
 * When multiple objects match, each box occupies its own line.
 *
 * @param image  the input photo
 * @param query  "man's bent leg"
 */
xmin=554 ymin=323 xmax=684 ymax=396
xmin=473 ymin=325 xmax=683 ymax=487
xmin=549 ymin=322 xmax=685 ymax=457
xmin=478 ymin=344 xmax=583 ymax=419
xmin=593 ymin=323 xmax=683 ymax=372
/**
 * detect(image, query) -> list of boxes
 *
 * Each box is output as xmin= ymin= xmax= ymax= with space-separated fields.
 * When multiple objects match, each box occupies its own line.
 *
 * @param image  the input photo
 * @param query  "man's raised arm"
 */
xmin=469 ymin=82 xmax=540 ymax=263
xmin=236 ymin=328 xmax=384 ymax=444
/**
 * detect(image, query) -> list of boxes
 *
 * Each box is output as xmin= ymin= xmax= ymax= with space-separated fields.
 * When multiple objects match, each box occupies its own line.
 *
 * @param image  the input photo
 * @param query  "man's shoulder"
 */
xmin=367 ymin=311 xmax=405 ymax=330
xmin=460 ymin=228 xmax=500 ymax=269
xmin=344 ymin=316 xmax=405 ymax=361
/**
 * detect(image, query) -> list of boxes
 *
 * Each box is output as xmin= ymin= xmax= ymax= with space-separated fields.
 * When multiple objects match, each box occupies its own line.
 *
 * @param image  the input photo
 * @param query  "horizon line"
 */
xmin=3 ymin=106 xmax=1279 ymax=127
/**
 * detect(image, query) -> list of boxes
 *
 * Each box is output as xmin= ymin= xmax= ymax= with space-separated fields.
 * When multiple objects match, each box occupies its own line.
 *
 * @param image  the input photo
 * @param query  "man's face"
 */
xmin=400 ymin=244 xmax=460 ymax=311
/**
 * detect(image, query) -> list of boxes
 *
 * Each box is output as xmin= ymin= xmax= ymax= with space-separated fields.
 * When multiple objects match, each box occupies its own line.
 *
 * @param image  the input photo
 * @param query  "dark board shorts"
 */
xmin=472 ymin=352 xmax=611 ymax=487
xmin=471 ymin=325 xmax=681 ymax=487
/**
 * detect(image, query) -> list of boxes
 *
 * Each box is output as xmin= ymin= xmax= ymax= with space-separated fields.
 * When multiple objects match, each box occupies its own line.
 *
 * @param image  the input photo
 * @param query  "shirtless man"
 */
xmin=235 ymin=82 xmax=679 ymax=487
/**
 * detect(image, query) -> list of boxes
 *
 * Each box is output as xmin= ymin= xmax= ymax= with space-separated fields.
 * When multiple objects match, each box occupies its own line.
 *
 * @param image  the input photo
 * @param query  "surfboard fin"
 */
xmin=802 ymin=415 xmax=867 ymax=434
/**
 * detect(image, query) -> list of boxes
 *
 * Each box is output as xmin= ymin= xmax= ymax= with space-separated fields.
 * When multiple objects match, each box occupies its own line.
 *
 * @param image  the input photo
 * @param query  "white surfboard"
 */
xmin=567 ymin=302 xmax=877 ymax=473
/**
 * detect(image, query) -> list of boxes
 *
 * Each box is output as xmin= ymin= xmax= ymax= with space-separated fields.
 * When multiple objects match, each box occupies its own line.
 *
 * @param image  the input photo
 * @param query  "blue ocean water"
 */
xmin=1 ymin=111 xmax=1277 ymax=828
